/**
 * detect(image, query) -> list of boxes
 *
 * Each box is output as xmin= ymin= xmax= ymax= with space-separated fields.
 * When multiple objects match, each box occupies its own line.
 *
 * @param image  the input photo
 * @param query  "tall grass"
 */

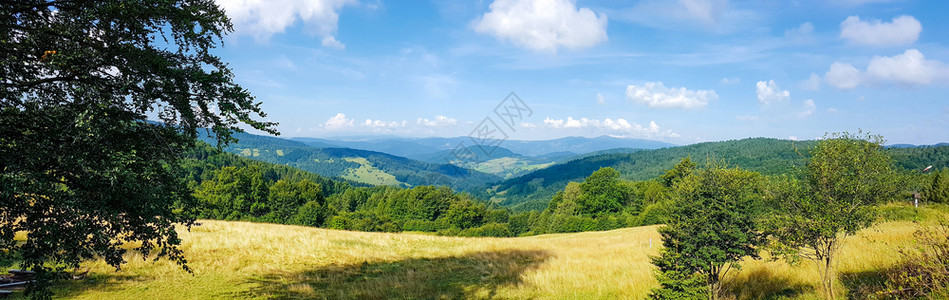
xmin=18 ymin=206 xmax=944 ymax=299
xmin=46 ymin=222 xmax=661 ymax=299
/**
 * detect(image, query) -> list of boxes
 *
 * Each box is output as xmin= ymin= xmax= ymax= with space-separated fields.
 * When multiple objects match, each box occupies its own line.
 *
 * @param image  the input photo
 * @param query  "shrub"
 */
xmin=458 ymin=223 xmax=514 ymax=237
xmin=876 ymin=220 xmax=949 ymax=298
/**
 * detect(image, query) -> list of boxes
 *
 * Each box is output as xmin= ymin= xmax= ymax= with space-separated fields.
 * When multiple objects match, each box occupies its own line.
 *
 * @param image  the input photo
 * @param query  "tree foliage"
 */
xmin=1 ymin=1 xmax=274 ymax=296
xmin=650 ymin=162 xmax=765 ymax=300
xmin=765 ymin=132 xmax=899 ymax=299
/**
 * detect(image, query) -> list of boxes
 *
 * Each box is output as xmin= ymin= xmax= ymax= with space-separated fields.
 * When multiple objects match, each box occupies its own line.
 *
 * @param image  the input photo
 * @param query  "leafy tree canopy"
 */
xmin=1 ymin=0 xmax=274 ymax=296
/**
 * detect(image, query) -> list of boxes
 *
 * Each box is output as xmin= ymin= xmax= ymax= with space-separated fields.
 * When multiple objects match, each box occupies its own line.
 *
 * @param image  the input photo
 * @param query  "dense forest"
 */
xmin=184 ymin=139 xmax=949 ymax=238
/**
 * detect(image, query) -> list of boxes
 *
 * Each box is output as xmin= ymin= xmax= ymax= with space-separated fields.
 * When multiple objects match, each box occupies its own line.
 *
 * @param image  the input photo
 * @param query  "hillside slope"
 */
xmin=204 ymin=132 xmax=500 ymax=191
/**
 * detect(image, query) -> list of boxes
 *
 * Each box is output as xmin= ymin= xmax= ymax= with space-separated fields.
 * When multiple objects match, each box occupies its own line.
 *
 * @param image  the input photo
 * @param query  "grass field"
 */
xmin=341 ymin=157 xmax=405 ymax=187
xmin=16 ymin=204 xmax=946 ymax=299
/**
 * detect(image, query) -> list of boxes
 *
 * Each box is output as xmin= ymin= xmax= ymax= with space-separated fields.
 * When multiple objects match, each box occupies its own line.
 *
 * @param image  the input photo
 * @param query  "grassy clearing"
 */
xmin=14 ymin=206 xmax=945 ymax=299
xmin=341 ymin=157 xmax=403 ymax=187
xmin=46 ymin=222 xmax=661 ymax=299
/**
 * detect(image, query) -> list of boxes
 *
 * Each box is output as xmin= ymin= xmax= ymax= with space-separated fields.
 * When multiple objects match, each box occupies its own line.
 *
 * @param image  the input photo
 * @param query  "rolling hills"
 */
xmin=484 ymin=138 xmax=949 ymax=211
xmin=202 ymin=132 xmax=500 ymax=191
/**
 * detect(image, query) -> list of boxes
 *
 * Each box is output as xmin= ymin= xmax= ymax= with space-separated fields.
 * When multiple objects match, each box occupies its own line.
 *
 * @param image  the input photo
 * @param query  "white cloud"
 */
xmin=720 ymin=77 xmax=741 ymax=84
xmin=788 ymin=136 xmax=799 ymax=141
xmin=417 ymin=115 xmax=458 ymax=127
xmin=542 ymin=117 xmax=677 ymax=138
xmin=840 ymin=15 xmax=921 ymax=46
xmin=520 ymin=122 xmax=537 ymax=128
xmin=215 ymin=0 xmax=354 ymax=46
xmin=825 ymin=62 xmax=862 ymax=90
xmin=473 ymin=0 xmax=608 ymax=52
xmin=625 ymin=81 xmax=717 ymax=109
xmin=824 ymin=49 xmax=949 ymax=89
xmin=800 ymin=73 xmax=821 ymax=91
xmin=321 ymin=36 xmax=345 ymax=50
xmin=596 ymin=93 xmax=606 ymax=104
xmin=755 ymin=80 xmax=790 ymax=104
xmin=363 ymin=119 xmax=406 ymax=129
xmin=323 ymin=113 xmax=354 ymax=130
xmin=799 ymin=99 xmax=816 ymax=118
xmin=866 ymin=49 xmax=945 ymax=87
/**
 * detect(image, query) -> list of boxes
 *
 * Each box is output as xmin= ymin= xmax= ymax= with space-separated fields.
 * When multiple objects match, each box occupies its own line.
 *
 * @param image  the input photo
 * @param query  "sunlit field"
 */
xmin=34 ymin=204 xmax=943 ymax=299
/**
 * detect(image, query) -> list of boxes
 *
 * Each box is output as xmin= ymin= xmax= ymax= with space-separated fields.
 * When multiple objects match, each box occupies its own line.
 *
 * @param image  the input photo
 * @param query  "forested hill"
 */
xmin=485 ymin=138 xmax=949 ymax=211
xmin=200 ymin=132 xmax=500 ymax=191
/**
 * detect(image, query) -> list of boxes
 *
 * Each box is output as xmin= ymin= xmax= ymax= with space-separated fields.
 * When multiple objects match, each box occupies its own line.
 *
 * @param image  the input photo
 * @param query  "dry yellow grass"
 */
xmin=49 ymin=221 xmax=662 ymax=299
xmin=35 ymin=218 xmax=934 ymax=299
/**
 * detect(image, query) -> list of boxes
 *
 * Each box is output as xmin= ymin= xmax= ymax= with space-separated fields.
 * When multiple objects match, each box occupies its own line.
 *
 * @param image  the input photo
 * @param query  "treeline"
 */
xmin=181 ymin=142 xmax=520 ymax=237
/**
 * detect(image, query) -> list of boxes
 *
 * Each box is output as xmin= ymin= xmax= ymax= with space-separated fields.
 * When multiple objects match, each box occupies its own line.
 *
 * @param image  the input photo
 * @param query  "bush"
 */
xmin=634 ymin=201 xmax=671 ymax=226
xmin=458 ymin=223 xmax=514 ymax=237
xmin=875 ymin=220 xmax=949 ymax=298
xmin=292 ymin=201 xmax=326 ymax=227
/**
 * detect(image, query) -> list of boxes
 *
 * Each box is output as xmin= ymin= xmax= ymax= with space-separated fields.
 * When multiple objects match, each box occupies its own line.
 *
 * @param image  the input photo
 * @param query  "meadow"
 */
xmin=32 ymin=203 xmax=944 ymax=299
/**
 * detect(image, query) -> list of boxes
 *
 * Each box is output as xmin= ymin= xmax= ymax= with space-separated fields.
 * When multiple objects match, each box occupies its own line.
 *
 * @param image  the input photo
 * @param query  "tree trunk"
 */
xmin=822 ymin=255 xmax=836 ymax=300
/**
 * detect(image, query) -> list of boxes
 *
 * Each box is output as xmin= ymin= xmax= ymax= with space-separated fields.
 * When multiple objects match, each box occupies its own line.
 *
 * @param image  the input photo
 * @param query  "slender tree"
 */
xmin=766 ymin=132 xmax=899 ymax=299
xmin=1 ymin=1 xmax=274 ymax=297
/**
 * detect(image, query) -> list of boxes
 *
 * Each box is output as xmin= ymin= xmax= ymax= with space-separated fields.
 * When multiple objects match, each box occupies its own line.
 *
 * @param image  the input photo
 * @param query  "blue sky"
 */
xmin=213 ymin=0 xmax=949 ymax=145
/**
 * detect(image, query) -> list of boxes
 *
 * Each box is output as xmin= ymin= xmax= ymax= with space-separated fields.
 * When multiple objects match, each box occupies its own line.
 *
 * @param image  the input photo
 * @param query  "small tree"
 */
xmin=651 ymin=161 xmax=765 ymax=300
xmin=766 ymin=132 xmax=899 ymax=299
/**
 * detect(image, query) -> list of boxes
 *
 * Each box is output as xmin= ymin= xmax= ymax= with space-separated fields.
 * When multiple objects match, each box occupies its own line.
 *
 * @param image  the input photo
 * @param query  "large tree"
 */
xmin=1 ymin=0 xmax=274 ymax=296
xmin=766 ymin=132 xmax=899 ymax=299
xmin=651 ymin=161 xmax=765 ymax=300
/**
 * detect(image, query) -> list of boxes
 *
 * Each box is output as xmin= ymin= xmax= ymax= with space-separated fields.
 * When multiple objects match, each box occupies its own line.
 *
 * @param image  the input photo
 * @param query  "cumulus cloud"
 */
xmin=824 ymin=49 xmax=948 ymax=89
xmin=363 ymin=119 xmax=406 ymax=129
xmin=520 ymin=122 xmax=537 ymax=128
xmin=799 ymin=99 xmax=816 ymax=118
xmin=721 ymin=77 xmax=741 ymax=84
xmin=825 ymin=62 xmax=862 ymax=90
xmin=417 ymin=115 xmax=458 ymax=127
xmin=215 ymin=0 xmax=354 ymax=46
xmin=625 ymin=81 xmax=717 ymax=109
xmin=323 ymin=113 xmax=354 ymax=129
xmin=473 ymin=0 xmax=608 ymax=52
xmin=756 ymin=80 xmax=790 ymax=104
xmin=542 ymin=117 xmax=678 ymax=138
xmin=840 ymin=15 xmax=921 ymax=46
xmin=866 ymin=49 xmax=945 ymax=86
xmin=596 ymin=93 xmax=606 ymax=104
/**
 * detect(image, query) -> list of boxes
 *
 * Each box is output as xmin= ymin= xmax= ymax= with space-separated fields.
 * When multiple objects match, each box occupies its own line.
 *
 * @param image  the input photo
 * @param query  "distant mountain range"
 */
xmin=289 ymin=135 xmax=675 ymax=158
xmin=199 ymin=133 xmax=500 ymax=191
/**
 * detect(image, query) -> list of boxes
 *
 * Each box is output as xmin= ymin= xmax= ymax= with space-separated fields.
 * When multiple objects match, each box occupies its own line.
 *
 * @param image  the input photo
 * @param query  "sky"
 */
xmin=211 ymin=0 xmax=949 ymax=145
